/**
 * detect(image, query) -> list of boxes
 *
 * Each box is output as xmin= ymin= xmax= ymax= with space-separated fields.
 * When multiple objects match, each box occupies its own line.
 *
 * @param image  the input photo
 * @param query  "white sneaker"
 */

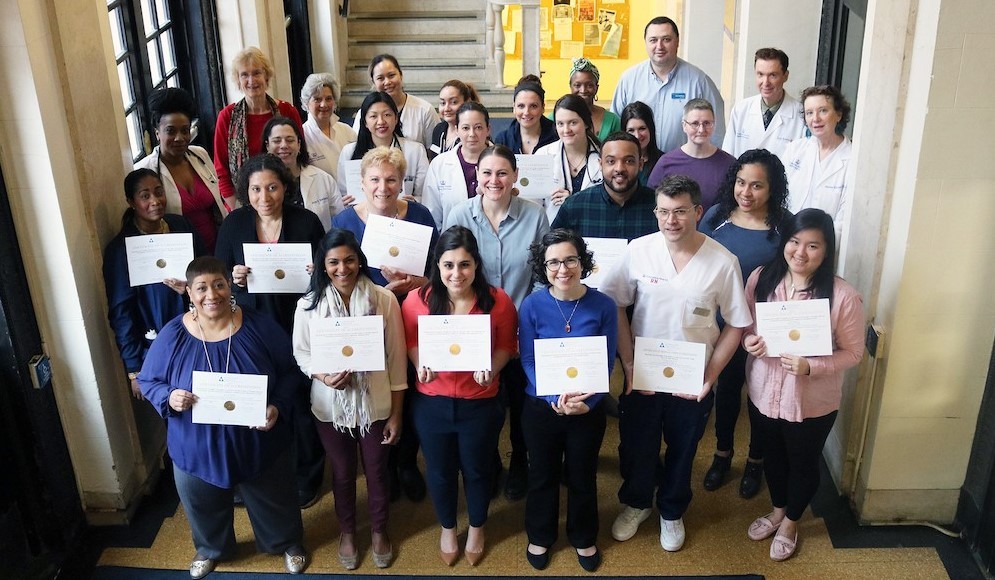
xmin=611 ymin=505 xmax=651 ymax=541
xmin=659 ymin=516 xmax=686 ymax=551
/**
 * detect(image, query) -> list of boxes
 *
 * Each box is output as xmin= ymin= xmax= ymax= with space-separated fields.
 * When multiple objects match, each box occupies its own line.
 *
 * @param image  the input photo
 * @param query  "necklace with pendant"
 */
xmin=551 ymin=291 xmax=582 ymax=333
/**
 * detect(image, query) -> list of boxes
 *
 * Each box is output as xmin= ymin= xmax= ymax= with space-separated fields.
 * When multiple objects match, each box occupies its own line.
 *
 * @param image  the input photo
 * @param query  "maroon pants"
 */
xmin=314 ymin=419 xmax=391 ymax=534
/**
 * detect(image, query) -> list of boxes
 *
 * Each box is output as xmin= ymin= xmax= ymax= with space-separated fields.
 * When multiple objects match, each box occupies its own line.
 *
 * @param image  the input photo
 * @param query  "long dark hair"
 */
xmin=708 ymin=149 xmax=789 ymax=240
xmin=754 ymin=208 xmax=837 ymax=306
xmin=353 ymin=91 xmax=404 ymax=160
xmin=304 ymin=229 xmax=371 ymax=310
xmin=553 ymin=94 xmax=601 ymax=152
xmin=419 ymin=226 xmax=495 ymax=315
xmin=261 ymin=116 xmax=310 ymax=168
xmin=620 ymin=101 xmax=662 ymax=167
xmin=121 ymin=168 xmax=163 ymax=226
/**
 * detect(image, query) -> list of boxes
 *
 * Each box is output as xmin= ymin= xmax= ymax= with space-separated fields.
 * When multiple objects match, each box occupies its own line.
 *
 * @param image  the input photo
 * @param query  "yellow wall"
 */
xmin=502 ymin=1 xmax=678 ymax=106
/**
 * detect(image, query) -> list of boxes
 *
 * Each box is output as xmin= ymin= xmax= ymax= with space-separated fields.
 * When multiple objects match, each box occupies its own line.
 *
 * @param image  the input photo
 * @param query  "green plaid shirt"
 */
xmin=551 ymin=183 xmax=659 ymax=241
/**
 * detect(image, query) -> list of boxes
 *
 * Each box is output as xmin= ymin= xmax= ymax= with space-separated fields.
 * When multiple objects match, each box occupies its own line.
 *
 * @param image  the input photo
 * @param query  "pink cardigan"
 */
xmin=744 ymin=268 xmax=865 ymax=422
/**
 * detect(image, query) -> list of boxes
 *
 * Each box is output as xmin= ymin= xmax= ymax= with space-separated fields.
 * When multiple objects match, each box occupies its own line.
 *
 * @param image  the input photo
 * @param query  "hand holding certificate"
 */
xmin=309 ymin=316 xmax=386 ymax=373
xmin=243 ymin=243 xmax=312 ymax=294
xmin=418 ymin=314 xmax=491 ymax=372
xmin=582 ymin=237 xmax=628 ymax=289
xmin=514 ymin=154 xmax=556 ymax=201
xmin=533 ymin=336 xmax=609 ymax=396
xmin=360 ymin=214 xmax=433 ymax=276
xmin=632 ymin=337 xmax=707 ymax=395
xmin=125 ymin=233 xmax=194 ymax=287
xmin=191 ymin=371 xmax=268 ymax=427
xmin=755 ymin=299 xmax=832 ymax=357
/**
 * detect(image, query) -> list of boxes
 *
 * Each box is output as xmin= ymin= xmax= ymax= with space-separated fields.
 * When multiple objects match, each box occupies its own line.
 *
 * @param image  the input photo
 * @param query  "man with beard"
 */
xmin=551 ymin=132 xmax=657 ymax=241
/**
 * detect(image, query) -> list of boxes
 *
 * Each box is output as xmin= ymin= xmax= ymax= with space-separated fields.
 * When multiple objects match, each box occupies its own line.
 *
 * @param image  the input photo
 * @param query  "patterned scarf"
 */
xmin=226 ymin=94 xmax=279 ymax=181
xmin=320 ymin=276 xmax=377 ymax=434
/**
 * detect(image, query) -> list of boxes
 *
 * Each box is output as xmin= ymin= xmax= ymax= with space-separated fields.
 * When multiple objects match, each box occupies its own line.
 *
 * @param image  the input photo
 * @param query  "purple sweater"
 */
xmin=647 ymin=147 xmax=736 ymax=213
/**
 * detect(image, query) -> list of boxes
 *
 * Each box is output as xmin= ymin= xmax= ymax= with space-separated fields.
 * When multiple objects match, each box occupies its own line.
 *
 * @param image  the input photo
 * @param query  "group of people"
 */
xmin=101 ymin=13 xmax=865 ymax=579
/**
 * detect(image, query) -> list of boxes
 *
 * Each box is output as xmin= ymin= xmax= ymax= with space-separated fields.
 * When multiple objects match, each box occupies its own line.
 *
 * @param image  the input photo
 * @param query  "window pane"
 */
xmin=108 ymin=7 xmax=125 ymax=58
xmin=140 ymin=0 xmax=155 ymax=37
xmin=166 ymin=74 xmax=179 ymax=88
xmin=148 ymin=39 xmax=162 ymax=85
xmin=161 ymin=29 xmax=176 ymax=74
xmin=117 ymin=61 xmax=134 ymax=108
xmin=126 ymin=111 xmax=143 ymax=160
xmin=155 ymin=0 xmax=169 ymax=25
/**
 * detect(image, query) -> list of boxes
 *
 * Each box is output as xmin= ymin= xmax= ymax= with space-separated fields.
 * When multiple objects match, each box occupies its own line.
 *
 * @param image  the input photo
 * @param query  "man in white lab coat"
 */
xmin=722 ymin=48 xmax=805 ymax=160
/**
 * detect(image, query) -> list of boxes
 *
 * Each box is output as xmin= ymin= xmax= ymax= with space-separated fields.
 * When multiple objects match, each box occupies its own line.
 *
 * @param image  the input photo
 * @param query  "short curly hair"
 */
xmin=528 ymin=228 xmax=596 ymax=286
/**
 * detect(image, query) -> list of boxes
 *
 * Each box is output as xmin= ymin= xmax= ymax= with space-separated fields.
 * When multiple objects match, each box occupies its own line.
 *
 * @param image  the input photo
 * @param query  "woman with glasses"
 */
xmin=648 ymin=99 xmax=735 ymax=213
xmin=518 ymin=229 xmax=617 ymax=572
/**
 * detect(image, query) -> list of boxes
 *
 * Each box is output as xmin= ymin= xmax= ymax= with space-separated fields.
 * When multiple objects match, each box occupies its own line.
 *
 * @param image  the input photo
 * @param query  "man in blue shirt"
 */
xmin=610 ymin=16 xmax=725 ymax=154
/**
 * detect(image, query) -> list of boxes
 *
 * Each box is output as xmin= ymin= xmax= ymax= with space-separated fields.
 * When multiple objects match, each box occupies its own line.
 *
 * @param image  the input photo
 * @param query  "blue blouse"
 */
xmin=518 ymin=286 xmax=618 ymax=408
xmin=139 ymin=309 xmax=297 ymax=488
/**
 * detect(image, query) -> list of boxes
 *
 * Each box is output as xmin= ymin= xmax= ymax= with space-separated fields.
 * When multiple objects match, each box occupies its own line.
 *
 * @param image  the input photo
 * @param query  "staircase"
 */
xmin=341 ymin=0 xmax=514 ymax=115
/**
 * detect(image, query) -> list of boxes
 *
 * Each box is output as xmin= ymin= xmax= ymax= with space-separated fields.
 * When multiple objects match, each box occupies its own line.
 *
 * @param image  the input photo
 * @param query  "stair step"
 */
xmin=349 ymin=15 xmax=484 ymax=36
xmin=345 ymin=62 xmax=488 ymax=86
xmin=353 ymin=0 xmax=487 ymax=12
xmin=349 ymin=11 xmax=481 ymax=20
xmin=349 ymin=39 xmax=487 ymax=61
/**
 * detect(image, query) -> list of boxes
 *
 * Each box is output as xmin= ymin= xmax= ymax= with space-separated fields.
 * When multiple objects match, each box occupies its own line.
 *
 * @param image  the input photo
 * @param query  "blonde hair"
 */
xmin=231 ymin=47 xmax=274 ymax=85
xmin=360 ymin=146 xmax=407 ymax=178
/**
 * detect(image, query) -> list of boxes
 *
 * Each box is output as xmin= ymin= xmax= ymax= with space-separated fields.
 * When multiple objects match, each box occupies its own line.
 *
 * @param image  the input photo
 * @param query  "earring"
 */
xmin=188 ymin=302 xmax=197 ymax=320
xmin=230 ymin=296 xmax=237 ymax=312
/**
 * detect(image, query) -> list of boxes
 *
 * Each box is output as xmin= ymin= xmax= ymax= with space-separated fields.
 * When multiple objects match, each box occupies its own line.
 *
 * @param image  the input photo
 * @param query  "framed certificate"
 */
xmin=125 ymin=233 xmax=194 ymax=286
xmin=632 ymin=337 xmax=706 ymax=395
xmin=755 ymin=299 xmax=832 ymax=357
xmin=191 ymin=371 xmax=268 ymax=427
xmin=243 ymin=243 xmax=312 ymax=294
xmin=514 ymin=154 xmax=556 ymax=201
xmin=418 ymin=314 xmax=491 ymax=371
xmin=533 ymin=336 xmax=610 ymax=395
xmin=582 ymin=237 xmax=628 ymax=289
xmin=360 ymin=214 xmax=433 ymax=276
xmin=309 ymin=316 xmax=386 ymax=373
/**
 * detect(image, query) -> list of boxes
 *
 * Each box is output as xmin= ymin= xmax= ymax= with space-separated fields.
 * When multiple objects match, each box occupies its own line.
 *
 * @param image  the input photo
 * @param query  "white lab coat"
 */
xmin=722 ymin=93 xmax=806 ymax=159
xmin=135 ymin=145 xmax=231 ymax=217
xmin=303 ymin=115 xmax=357 ymax=180
xmin=337 ymin=138 xmax=429 ymax=203
xmin=422 ymin=145 xmax=475 ymax=230
xmin=533 ymin=141 xmax=603 ymax=222
xmin=783 ymin=135 xmax=851 ymax=241
xmin=352 ymin=94 xmax=440 ymax=152
xmin=298 ymin=164 xmax=344 ymax=232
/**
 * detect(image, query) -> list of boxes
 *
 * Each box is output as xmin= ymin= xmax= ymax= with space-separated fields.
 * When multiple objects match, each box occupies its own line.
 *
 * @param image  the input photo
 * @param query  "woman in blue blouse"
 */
xmin=518 ymin=229 xmax=617 ymax=572
xmin=139 ymin=256 xmax=307 ymax=578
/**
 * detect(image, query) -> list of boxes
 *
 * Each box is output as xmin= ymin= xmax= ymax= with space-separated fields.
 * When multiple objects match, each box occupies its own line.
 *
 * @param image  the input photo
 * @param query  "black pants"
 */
xmin=292 ymin=374 xmax=324 ymax=497
xmin=751 ymin=401 xmax=837 ymax=521
xmin=522 ymin=396 xmax=606 ymax=549
xmin=713 ymin=346 xmax=765 ymax=460
xmin=500 ymin=358 xmax=528 ymax=462
xmin=389 ymin=362 xmax=422 ymax=476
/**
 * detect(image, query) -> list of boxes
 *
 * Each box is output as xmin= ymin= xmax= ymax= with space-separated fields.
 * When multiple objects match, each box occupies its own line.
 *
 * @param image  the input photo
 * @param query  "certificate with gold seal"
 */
xmin=533 ymin=336 xmax=610 ymax=396
xmin=191 ymin=371 xmax=267 ymax=427
xmin=360 ymin=214 xmax=433 ymax=276
xmin=632 ymin=337 xmax=706 ymax=395
xmin=582 ymin=237 xmax=628 ymax=289
xmin=514 ymin=154 xmax=556 ymax=201
xmin=417 ymin=314 xmax=492 ymax=371
xmin=243 ymin=243 xmax=312 ymax=294
xmin=125 ymin=233 xmax=194 ymax=286
xmin=755 ymin=299 xmax=832 ymax=357
xmin=309 ymin=315 xmax=386 ymax=373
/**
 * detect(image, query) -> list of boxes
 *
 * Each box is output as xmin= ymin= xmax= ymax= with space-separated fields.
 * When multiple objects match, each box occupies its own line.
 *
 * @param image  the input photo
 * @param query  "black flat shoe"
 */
xmin=577 ymin=548 xmax=602 ymax=572
xmin=739 ymin=460 xmax=764 ymax=499
xmin=703 ymin=453 xmax=732 ymax=491
xmin=526 ymin=547 xmax=550 ymax=570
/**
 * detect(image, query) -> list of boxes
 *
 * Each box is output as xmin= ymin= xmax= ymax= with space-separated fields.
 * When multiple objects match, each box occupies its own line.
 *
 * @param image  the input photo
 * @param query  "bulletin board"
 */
xmin=502 ymin=0 xmax=629 ymax=60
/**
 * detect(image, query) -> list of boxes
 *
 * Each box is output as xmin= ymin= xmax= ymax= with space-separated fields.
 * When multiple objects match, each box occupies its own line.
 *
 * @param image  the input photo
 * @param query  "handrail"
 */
xmin=486 ymin=0 xmax=540 ymax=88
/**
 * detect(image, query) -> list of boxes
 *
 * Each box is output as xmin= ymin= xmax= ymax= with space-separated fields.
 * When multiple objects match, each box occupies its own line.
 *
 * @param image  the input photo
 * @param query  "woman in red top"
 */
xmin=213 ymin=47 xmax=303 ymax=201
xmin=401 ymin=226 xmax=518 ymax=567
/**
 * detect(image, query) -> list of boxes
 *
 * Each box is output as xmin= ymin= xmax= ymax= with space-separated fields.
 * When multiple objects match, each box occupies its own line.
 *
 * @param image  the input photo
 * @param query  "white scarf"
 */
xmin=317 ymin=276 xmax=377 ymax=434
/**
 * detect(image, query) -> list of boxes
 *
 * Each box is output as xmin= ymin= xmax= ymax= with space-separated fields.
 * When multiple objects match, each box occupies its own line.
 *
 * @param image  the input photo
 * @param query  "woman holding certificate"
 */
xmin=534 ymin=94 xmax=603 ymax=222
xmin=291 ymin=229 xmax=407 ymax=569
xmin=400 ymin=226 xmax=518 ymax=566
xmin=518 ymin=229 xmax=617 ymax=572
xmin=742 ymin=209 xmax=864 ymax=561
xmin=214 ymin=153 xmax=327 ymax=509
xmin=699 ymin=149 xmax=792 ymax=499
xmin=338 ymin=92 xmax=429 ymax=204
xmin=104 ymin=169 xmax=204 ymax=400
xmin=139 ymin=256 xmax=308 ymax=578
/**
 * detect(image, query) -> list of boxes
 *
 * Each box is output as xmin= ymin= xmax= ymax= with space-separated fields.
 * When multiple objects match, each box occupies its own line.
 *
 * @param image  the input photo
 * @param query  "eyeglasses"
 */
xmin=682 ymin=120 xmax=714 ymax=130
xmin=544 ymin=256 xmax=581 ymax=271
xmin=653 ymin=206 xmax=698 ymax=218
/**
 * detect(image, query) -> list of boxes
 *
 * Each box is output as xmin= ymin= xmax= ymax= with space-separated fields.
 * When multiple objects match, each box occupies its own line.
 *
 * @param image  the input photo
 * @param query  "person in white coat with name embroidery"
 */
xmin=783 ymin=85 xmax=852 ymax=242
xmin=300 ymin=73 xmax=357 ymax=181
xmin=263 ymin=117 xmax=344 ymax=232
xmin=534 ymin=95 xmax=603 ymax=222
xmin=423 ymin=102 xmax=492 ymax=230
xmin=723 ymin=48 xmax=806 ymax=159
